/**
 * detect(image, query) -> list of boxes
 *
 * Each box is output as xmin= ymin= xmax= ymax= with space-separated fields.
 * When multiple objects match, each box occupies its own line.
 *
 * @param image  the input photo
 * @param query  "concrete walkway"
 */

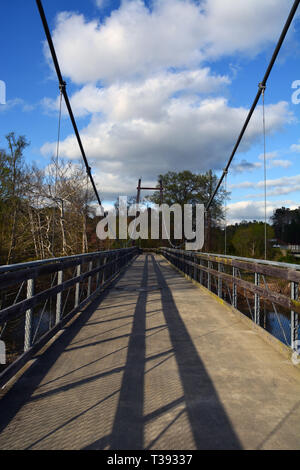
xmin=0 ymin=254 xmax=299 ymax=450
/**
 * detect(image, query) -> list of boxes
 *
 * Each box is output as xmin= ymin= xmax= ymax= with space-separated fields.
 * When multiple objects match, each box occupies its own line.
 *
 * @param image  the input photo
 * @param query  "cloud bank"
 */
xmin=41 ymin=0 xmax=296 ymax=202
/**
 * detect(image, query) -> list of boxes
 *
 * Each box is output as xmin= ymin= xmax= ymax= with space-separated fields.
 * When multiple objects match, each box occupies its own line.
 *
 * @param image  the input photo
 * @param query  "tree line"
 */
xmin=0 ymin=132 xmax=112 ymax=265
xmin=0 ymin=132 xmax=298 ymax=265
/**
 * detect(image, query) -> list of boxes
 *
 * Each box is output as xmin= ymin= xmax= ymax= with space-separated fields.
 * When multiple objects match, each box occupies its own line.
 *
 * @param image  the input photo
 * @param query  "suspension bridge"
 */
xmin=0 ymin=249 xmax=300 ymax=450
xmin=0 ymin=0 xmax=300 ymax=451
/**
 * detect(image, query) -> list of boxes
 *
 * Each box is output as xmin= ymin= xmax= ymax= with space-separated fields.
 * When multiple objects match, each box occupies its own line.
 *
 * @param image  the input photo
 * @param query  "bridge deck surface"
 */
xmin=0 ymin=253 xmax=299 ymax=450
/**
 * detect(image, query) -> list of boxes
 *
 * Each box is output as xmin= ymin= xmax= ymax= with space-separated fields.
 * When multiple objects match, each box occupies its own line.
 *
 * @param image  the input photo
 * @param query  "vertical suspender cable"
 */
xmin=51 ymin=88 xmax=63 ymax=256
xmin=54 ymin=88 xmax=63 ymax=198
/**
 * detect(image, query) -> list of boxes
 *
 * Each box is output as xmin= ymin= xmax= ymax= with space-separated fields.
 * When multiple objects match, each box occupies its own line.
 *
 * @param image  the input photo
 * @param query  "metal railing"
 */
xmin=160 ymin=248 xmax=299 ymax=353
xmin=275 ymin=244 xmax=300 ymax=252
xmin=0 ymin=247 xmax=138 ymax=386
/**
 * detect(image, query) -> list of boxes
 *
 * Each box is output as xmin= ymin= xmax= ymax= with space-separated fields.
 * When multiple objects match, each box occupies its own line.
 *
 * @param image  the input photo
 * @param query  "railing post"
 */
xmin=207 ymin=260 xmax=211 ymax=291
xmin=254 ymin=272 xmax=260 ymax=325
xmin=96 ymin=256 xmax=101 ymax=290
xmin=194 ymin=255 xmax=198 ymax=281
xmin=75 ymin=262 xmax=81 ymax=308
xmin=87 ymin=260 xmax=93 ymax=298
xmin=199 ymin=258 xmax=203 ymax=285
xmin=109 ymin=253 xmax=113 ymax=279
xmin=56 ymin=270 xmax=63 ymax=325
xmin=291 ymin=281 xmax=299 ymax=351
xmin=24 ymin=278 xmax=34 ymax=351
xmin=116 ymin=252 xmax=120 ymax=275
xmin=218 ymin=263 xmax=222 ymax=298
xmin=102 ymin=255 xmax=107 ymax=286
xmin=232 ymin=267 xmax=237 ymax=308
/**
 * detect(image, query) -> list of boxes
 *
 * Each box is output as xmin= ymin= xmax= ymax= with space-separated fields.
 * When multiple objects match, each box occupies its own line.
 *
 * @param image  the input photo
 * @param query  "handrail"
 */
xmin=0 ymin=247 xmax=138 ymax=388
xmin=160 ymin=248 xmax=299 ymax=355
xmin=0 ymin=248 xmax=131 ymax=274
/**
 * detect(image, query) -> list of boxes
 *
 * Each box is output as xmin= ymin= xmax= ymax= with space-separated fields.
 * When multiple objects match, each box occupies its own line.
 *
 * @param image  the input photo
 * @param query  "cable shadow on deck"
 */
xmin=108 ymin=254 xmax=149 ymax=450
xmin=151 ymin=255 xmax=242 ymax=450
xmin=1 ymin=254 xmax=242 ymax=450
xmin=86 ymin=254 xmax=242 ymax=450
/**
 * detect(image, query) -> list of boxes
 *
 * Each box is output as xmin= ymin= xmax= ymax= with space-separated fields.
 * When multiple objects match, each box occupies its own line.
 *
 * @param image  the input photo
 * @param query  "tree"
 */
xmin=271 ymin=207 xmax=300 ymax=244
xmin=231 ymin=222 xmax=274 ymax=259
xmin=27 ymin=158 xmax=97 ymax=257
xmin=0 ymin=131 xmax=103 ymax=264
xmin=0 ymin=133 xmax=30 ymax=264
xmin=148 ymin=170 xmax=227 ymax=250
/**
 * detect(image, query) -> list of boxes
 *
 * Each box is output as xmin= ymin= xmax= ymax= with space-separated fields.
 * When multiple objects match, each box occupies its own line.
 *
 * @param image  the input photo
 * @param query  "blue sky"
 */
xmin=1 ymin=0 xmax=300 ymax=222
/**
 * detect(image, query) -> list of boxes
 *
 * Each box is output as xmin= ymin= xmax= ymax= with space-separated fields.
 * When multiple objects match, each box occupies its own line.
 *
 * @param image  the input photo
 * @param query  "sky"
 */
xmin=1 ymin=0 xmax=300 ymax=223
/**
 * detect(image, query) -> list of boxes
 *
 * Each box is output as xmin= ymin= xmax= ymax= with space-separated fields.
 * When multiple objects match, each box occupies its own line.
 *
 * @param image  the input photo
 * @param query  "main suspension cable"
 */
xmin=36 ymin=0 xmax=102 ymax=209
xmin=206 ymin=0 xmax=300 ymax=212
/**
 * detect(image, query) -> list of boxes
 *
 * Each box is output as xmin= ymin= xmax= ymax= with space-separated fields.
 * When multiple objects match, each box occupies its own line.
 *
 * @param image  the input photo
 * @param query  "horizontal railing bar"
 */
xmin=186 ymin=256 xmax=299 ymax=314
xmin=0 ymin=247 xmax=135 ymax=274
xmin=0 ymin=250 xmax=131 ymax=289
xmin=201 ymin=251 xmax=300 ymax=270
xmin=0 ymin=250 xmax=135 ymax=324
xmin=0 ymin=250 xmax=138 ymax=389
xmin=160 ymin=248 xmax=300 ymax=315
xmin=197 ymin=254 xmax=300 ymax=283
xmin=185 ymin=249 xmax=300 ymax=271
xmin=161 ymin=248 xmax=300 ymax=282
xmin=0 ymin=258 xmax=81 ymax=289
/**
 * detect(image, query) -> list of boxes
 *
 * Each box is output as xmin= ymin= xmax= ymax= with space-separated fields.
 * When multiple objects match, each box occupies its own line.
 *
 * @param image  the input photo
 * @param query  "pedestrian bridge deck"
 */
xmin=0 ymin=253 xmax=299 ymax=450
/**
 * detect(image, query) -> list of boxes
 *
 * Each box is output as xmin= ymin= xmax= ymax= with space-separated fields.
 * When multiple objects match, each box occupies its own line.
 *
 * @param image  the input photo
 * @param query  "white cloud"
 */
xmin=258 ymin=174 xmax=300 ymax=190
xmin=43 ymin=68 xmax=230 ymax=119
xmin=49 ymin=0 xmax=294 ymax=84
xmin=227 ymin=199 xmax=298 ymax=224
xmin=229 ymin=181 xmax=256 ymax=190
xmin=202 ymin=0 xmax=294 ymax=58
xmin=290 ymin=141 xmax=300 ymax=153
xmin=95 ymin=0 xmax=105 ymax=8
xmin=267 ymin=159 xmax=292 ymax=169
xmin=40 ymin=0 xmax=296 ymax=202
xmin=70 ymin=68 xmax=230 ymax=119
xmin=257 ymin=151 xmax=291 ymax=168
xmin=230 ymin=174 xmax=300 ymax=199
xmin=0 ymin=98 xmax=34 ymax=113
xmin=41 ymin=99 xmax=293 ymax=200
xmin=258 ymin=151 xmax=278 ymax=160
xmin=232 ymin=159 xmax=262 ymax=173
